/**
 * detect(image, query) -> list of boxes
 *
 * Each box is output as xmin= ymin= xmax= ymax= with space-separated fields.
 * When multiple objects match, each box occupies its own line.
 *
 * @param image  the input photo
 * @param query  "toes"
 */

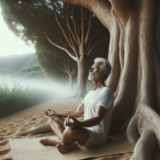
xmin=39 ymin=140 xmax=43 ymax=144
xmin=56 ymin=144 xmax=64 ymax=154
xmin=40 ymin=139 xmax=47 ymax=145
xmin=55 ymin=144 xmax=60 ymax=148
xmin=58 ymin=148 xmax=63 ymax=154
xmin=57 ymin=148 xmax=63 ymax=154
xmin=40 ymin=139 xmax=44 ymax=143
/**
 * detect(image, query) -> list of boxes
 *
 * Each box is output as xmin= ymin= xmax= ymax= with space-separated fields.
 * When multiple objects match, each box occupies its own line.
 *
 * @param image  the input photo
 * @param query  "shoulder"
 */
xmin=97 ymin=86 xmax=114 ymax=109
xmin=100 ymin=86 xmax=113 ymax=95
xmin=98 ymin=86 xmax=114 ymax=102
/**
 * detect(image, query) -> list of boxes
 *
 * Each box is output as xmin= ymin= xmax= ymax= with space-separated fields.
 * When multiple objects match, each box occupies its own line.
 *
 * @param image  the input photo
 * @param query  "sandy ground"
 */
xmin=0 ymin=98 xmax=137 ymax=160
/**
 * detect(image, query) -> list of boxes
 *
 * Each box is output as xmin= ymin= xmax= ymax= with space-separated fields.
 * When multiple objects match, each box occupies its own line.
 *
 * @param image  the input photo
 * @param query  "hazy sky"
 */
xmin=0 ymin=8 xmax=35 ymax=57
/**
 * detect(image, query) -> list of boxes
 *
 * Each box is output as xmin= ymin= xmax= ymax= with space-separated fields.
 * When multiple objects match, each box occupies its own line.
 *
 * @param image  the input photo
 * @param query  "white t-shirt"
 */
xmin=82 ymin=86 xmax=114 ymax=138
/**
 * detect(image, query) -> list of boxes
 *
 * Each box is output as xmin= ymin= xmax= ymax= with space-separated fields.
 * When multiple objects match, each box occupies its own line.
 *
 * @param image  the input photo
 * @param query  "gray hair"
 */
xmin=94 ymin=57 xmax=112 ymax=81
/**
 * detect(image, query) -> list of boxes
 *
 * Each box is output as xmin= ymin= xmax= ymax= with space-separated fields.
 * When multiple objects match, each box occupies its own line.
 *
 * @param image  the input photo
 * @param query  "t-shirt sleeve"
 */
xmin=97 ymin=89 xmax=113 ymax=110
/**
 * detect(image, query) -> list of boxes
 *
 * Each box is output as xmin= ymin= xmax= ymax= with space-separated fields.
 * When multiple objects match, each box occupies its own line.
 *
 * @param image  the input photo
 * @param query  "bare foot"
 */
xmin=40 ymin=138 xmax=61 ymax=146
xmin=56 ymin=143 xmax=79 ymax=154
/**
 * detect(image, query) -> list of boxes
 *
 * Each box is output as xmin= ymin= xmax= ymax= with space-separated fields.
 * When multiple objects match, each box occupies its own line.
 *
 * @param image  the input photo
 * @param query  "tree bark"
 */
xmin=76 ymin=53 xmax=88 ymax=98
xmin=59 ymin=0 xmax=160 ymax=159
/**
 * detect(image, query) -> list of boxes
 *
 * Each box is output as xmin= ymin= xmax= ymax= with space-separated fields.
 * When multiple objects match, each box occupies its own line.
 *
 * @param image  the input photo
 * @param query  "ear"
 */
xmin=101 ymin=71 xmax=107 ymax=77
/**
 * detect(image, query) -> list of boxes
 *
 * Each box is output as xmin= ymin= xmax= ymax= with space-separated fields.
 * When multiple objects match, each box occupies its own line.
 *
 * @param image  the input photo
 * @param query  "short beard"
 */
xmin=88 ymin=73 xmax=100 ymax=81
xmin=88 ymin=75 xmax=93 ymax=81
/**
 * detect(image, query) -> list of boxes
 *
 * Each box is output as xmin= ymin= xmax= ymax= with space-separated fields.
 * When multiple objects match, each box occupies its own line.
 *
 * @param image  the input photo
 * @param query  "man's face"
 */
xmin=88 ymin=62 xmax=102 ymax=81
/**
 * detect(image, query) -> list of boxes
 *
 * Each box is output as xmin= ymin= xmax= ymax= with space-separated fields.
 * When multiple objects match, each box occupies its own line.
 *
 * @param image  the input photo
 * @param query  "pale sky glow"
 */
xmin=0 ymin=8 xmax=35 ymax=57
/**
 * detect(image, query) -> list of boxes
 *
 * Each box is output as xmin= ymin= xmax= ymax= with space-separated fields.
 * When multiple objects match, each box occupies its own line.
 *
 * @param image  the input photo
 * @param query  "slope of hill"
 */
xmin=0 ymin=53 xmax=48 ymax=80
xmin=0 ymin=53 xmax=34 ymax=69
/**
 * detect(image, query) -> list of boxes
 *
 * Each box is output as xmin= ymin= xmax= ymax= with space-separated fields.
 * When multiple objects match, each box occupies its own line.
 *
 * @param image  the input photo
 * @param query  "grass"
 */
xmin=0 ymin=81 xmax=54 ymax=117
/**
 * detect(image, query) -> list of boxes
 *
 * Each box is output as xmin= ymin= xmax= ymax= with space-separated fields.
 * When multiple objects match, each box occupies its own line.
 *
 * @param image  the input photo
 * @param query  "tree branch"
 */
xmin=39 ymin=0 xmax=52 ymax=14
xmin=71 ymin=64 xmax=78 ymax=76
xmin=71 ymin=5 xmax=81 ymax=44
xmin=72 ymin=41 xmax=80 ymax=58
xmin=88 ymin=27 xmax=102 ymax=50
xmin=85 ymin=11 xmax=93 ymax=45
xmin=63 ymin=4 xmax=80 ymax=46
xmin=35 ymin=26 xmax=46 ymax=35
xmin=87 ymin=36 xmax=109 ymax=56
xmin=52 ymin=1 xmax=81 ymax=59
xmin=84 ymin=7 xmax=88 ymax=20
xmin=57 ymin=63 xmax=70 ymax=74
xmin=109 ymin=0 xmax=134 ymax=27
xmin=57 ymin=64 xmax=67 ymax=74
xmin=60 ymin=0 xmax=112 ymax=31
xmin=46 ymin=34 xmax=77 ymax=61
xmin=51 ymin=0 xmax=73 ymax=47
xmin=65 ymin=28 xmax=80 ymax=58
xmin=88 ymin=48 xmax=99 ymax=62
xmin=35 ymin=22 xmax=71 ymax=49
xmin=81 ymin=6 xmax=85 ymax=45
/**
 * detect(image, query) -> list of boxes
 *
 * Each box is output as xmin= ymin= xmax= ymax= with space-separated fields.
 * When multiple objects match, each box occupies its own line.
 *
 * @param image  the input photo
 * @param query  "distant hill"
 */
xmin=0 ymin=53 xmax=49 ymax=80
xmin=0 ymin=53 xmax=34 ymax=71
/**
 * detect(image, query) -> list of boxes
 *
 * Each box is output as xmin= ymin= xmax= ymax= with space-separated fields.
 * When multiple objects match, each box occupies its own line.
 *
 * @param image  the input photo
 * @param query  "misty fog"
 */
xmin=0 ymin=75 xmax=76 ymax=99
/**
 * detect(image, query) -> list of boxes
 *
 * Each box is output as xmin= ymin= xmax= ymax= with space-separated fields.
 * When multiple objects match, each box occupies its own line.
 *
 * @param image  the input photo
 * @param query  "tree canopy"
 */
xmin=1 ymin=0 xmax=109 ymax=95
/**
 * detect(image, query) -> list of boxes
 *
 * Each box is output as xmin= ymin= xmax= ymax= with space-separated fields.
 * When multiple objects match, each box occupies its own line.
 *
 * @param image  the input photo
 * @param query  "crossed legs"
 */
xmin=40 ymin=115 xmax=90 ymax=154
xmin=40 ymin=115 xmax=64 ymax=146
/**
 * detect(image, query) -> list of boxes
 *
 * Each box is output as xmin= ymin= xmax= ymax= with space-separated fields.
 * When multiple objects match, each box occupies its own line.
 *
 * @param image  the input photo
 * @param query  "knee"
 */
xmin=63 ymin=127 xmax=74 ymax=138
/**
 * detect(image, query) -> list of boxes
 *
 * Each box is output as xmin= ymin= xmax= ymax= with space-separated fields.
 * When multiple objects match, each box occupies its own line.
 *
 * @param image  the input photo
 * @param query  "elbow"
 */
xmin=95 ymin=117 xmax=102 ymax=125
xmin=97 ymin=120 xmax=101 ymax=125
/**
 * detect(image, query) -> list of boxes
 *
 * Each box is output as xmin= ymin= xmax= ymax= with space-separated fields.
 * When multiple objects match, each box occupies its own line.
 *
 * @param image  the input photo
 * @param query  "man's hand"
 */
xmin=45 ymin=109 xmax=56 ymax=116
xmin=64 ymin=115 xmax=80 ymax=128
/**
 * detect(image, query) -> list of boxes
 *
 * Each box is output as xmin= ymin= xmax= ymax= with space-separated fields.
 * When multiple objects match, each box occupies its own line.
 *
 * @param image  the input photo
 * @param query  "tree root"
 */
xmin=130 ymin=129 xmax=157 ymax=160
xmin=127 ymin=104 xmax=160 ymax=160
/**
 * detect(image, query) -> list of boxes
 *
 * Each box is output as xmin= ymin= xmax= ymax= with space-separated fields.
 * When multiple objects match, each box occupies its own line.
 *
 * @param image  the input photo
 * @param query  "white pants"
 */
xmin=81 ymin=128 xmax=107 ymax=147
xmin=63 ymin=119 xmax=107 ymax=147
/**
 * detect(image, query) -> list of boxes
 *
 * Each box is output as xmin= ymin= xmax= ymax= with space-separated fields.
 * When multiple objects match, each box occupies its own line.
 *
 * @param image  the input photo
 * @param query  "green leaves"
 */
xmin=0 ymin=81 xmax=53 ymax=117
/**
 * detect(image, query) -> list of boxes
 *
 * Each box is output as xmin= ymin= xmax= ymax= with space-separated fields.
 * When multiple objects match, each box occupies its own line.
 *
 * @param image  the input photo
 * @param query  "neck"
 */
xmin=93 ymin=79 xmax=106 ymax=91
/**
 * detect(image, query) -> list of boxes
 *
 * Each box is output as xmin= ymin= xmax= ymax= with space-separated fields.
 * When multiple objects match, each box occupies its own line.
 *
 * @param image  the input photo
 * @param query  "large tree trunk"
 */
xmin=68 ymin=74 xmax=73 ymax=90
xmin=60 ymin=0 xmax=160 ymax=159
xmin=76 ymin=54 xmax=88 ymax=98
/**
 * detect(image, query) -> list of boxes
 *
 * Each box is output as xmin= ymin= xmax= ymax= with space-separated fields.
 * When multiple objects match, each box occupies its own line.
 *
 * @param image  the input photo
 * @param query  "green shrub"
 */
xmin=0 ymin=81 xmax=54 ymax=117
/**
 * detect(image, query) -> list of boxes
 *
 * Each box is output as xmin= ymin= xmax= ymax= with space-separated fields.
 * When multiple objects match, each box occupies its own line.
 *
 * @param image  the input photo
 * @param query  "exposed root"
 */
xmin=130 ymin=128 xmax=157 ymax=160
xmin=126 ymin=115 xmax=140 ymax=143
xmin=127 ymin=103 xmax=160 ymax=159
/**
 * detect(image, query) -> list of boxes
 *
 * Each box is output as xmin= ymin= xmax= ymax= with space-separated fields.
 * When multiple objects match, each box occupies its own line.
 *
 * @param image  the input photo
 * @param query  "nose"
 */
xmin=89 ymin=67 xmax=93 ymax=72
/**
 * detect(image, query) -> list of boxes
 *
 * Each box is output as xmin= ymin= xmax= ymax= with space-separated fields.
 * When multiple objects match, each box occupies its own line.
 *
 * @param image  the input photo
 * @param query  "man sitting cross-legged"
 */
xmin=40 ymin=57 xmax=114 ymax=154
xmin=16 ymin=57 xmax=114 ymax=154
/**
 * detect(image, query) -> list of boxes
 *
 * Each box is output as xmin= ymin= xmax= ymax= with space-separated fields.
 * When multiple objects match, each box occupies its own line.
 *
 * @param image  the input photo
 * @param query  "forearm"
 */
xmin=77 ymin=117 xmax=101 ymax=127
xmin=56 ymin=110 xmax=78 ymax=118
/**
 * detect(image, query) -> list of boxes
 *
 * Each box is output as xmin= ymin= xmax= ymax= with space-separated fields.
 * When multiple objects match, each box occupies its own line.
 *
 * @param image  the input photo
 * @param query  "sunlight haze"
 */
xmin=0 ymin=8 xmax=35 ymax=56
